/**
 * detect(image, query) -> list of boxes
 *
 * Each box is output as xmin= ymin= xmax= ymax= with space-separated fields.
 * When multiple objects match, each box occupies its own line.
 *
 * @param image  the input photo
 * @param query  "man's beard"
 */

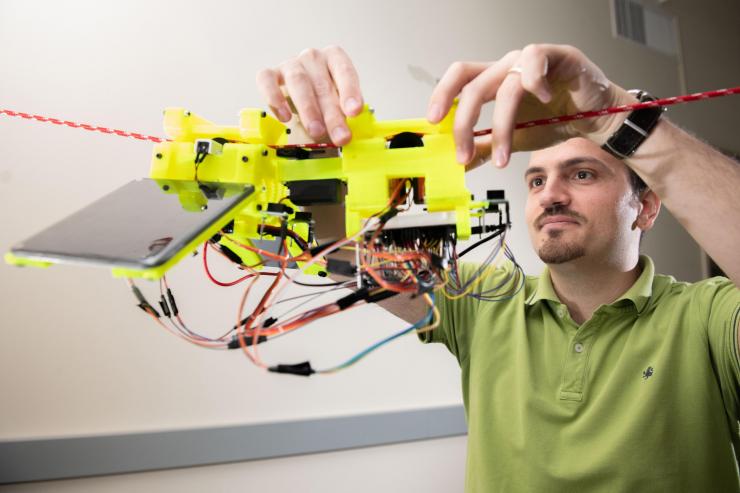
xmin=537 ymin=229 xmax=586 ymax=264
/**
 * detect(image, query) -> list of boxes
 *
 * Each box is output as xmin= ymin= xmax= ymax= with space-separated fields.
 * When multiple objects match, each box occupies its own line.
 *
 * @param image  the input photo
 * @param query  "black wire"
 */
xmin=457 ymin=226 xmax=506 ymax=258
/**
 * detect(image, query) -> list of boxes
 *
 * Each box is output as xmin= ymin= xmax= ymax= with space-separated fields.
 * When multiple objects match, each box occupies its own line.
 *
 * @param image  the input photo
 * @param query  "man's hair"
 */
xmin=627 ymin=167 xmax=648 ymax=197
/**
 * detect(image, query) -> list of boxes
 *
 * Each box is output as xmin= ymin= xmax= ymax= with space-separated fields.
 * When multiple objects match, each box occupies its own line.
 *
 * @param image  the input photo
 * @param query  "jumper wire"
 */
xmin=1 ymin=86 xmax=738 ymax=149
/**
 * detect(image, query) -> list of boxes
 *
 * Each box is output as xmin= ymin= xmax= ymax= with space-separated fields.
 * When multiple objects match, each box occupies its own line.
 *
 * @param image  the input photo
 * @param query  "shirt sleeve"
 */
xmin=418 ymin=260 xmax=516 ymax=363
xmin=702 ymin=278 xmax=740 ymax=419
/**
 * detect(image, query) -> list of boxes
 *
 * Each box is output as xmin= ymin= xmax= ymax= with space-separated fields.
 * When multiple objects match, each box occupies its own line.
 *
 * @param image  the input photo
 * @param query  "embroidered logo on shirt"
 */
xmin=642 ymin=366 xmax=654 ymax=380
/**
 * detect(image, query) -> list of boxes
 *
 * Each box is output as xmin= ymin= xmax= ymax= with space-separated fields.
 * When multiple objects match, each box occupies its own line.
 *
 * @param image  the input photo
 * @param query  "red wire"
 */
xmin=2 ymin=86 xmax=738 ymax=147
xmin=202 ymin=241 xmax=257 ymax=287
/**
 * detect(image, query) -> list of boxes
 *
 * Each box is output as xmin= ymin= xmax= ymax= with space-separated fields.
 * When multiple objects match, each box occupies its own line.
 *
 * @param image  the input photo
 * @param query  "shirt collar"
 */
xmin=525 ymin=255 xmax=655 ymax=313
xmin=615 ymin=255 xmax=654 ymax=313
xmin=525 ymin=264 xmax=560 ymax=306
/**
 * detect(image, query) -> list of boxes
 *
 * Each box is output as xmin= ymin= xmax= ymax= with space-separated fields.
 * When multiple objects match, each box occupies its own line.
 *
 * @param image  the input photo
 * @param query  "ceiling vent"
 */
xmin=612 ymin=0 xmax=679 ymax=56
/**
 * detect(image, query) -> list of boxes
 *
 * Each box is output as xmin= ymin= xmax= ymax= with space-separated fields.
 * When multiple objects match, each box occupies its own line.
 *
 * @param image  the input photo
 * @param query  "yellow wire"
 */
xmin=415 ymin=293 xmax=441 ymax=334
xmin=441 ymin=264 xmax=496 ymax=300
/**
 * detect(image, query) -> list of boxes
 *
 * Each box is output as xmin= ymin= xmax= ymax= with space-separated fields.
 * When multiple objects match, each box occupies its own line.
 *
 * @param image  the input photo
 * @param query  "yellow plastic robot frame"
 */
xmin=138 ymin=103 xmax=484 ymax=279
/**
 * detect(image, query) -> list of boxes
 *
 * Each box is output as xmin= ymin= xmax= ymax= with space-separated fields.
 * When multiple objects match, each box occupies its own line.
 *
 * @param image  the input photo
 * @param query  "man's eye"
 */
xmin=575 ymin=170 xmax=593 ymax=180
xmin=530 ymin=177 xmax=544 ymax=188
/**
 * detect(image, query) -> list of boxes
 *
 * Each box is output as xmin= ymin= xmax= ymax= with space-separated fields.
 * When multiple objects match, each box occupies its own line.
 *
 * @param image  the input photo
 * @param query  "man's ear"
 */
xmin=634 ymin=189 xmax=661 ymax=232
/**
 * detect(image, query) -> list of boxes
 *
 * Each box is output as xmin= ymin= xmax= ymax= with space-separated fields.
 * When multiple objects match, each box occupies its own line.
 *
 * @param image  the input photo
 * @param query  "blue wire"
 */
xmin=318 ymin=294 xmax=435 ymax=373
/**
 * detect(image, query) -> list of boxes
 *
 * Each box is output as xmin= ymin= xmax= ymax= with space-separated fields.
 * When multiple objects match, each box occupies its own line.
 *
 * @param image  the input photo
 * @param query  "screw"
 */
xmin=162 ymin=185 xmax=170 ymax=191
xmin=256 ymin=204 xmax=262 ymax=211
xmin=261 ymin=111 xmax=267 ymax=118
xmin=286 ymin=128 xmax=292 ymax=134
xmin=262 ymin=149 xmax=268 ymax=156
xmin=242 ymin=156 xmax=249 ymax=163
xmin=156 ymin=153 xmax=163 ymax=159
xmin=185 ymin=111 xmax=191 ymax=117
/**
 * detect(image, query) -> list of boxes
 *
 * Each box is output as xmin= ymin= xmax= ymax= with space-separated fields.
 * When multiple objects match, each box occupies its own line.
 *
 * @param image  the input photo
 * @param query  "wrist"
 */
xmin=585 ymin=85 xmax=637 ymax=146
xmin=599 ymin=89 xmax=666 ymax=160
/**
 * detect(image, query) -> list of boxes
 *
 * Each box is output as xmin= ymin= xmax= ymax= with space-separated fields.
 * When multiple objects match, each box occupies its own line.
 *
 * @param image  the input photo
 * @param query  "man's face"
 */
xmin=524 ymin=138 xmax=641 ymax=266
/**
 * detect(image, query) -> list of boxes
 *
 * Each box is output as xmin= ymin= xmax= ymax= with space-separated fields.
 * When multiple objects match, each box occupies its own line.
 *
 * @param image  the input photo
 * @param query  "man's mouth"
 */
xmin=537 ymin=215 xmax=581 ymax=230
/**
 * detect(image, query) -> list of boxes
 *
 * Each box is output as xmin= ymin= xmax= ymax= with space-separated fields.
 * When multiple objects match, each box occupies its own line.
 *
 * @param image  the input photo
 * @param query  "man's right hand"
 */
xmin=256 ymin=46 xmax=364 ymax=146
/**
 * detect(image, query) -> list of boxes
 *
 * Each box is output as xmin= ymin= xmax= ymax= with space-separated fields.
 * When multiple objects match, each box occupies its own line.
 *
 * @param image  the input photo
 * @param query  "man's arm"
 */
xmin=626 ymin=120 xmax=740 ymax=285
xmin=324 ymin=249 xmax=431 ymax=325
xmin=424 ymin=43 xmax=739 ymax=285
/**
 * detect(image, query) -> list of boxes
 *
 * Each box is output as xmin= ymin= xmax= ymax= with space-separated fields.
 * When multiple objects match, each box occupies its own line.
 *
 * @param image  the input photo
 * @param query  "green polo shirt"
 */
xmin=422 ymin=255 xmax=740 ymax=492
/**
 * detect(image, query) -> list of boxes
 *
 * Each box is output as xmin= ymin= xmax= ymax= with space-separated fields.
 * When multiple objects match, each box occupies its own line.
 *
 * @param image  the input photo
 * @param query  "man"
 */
xmin=257 ymin=44 xmax=740 ymax=491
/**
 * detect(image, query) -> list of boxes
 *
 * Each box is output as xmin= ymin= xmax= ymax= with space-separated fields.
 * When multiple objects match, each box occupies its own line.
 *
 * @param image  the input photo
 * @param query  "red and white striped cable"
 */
xmin=1 ymin=86 xmax=738 ymax=148
xmin=0 ymin=108 xmax=166 ymax=143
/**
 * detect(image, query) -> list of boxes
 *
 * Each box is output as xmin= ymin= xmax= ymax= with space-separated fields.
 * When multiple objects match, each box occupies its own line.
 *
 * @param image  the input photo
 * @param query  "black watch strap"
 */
xmin=601 ymin=90 xmax=665 ymax=159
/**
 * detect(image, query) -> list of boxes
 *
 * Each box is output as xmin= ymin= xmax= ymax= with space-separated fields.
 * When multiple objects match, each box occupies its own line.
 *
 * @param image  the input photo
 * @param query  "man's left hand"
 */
xmin=427 ymin=44 xmax=635 ymax=167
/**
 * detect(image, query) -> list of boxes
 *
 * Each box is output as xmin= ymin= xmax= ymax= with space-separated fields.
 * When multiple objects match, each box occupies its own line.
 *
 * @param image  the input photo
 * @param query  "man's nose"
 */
xmin=538 ymin=177 xmax=571 ymax=209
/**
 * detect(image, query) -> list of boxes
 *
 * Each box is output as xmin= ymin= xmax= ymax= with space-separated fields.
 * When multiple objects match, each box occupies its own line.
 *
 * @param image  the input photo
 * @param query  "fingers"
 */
xmin=518 ymin=44 xmax=551 ymax=104
xmin=452 ymin=56 xmax=518 ymax=164
xmin=279 ymin=57 xmax=326 ymax=139
xmin=489 ymin=73 xmax=526 ymax=167
xmin=299 ymin=49 xmax=351 ymax=145
xmin=256 ymin=46 xmax=363 ymax=145
xmin=255 ymin=68 xmax=291 ymax=122
xmin=324 ymin=45 xmax=364 ymax=116
xmin=488 ymin=45 xmax=567 ymax=167
xmin=464 ymin=135 xmax=493 ymax=172
xmin=427 ymin=61 xmax=491 ymax=123
xmin=434 ymin=45 xmax=579 ymax=166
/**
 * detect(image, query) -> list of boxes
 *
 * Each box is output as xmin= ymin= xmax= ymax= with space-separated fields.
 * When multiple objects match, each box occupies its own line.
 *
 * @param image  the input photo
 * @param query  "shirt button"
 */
xmin=574 ymin=343 xmax=585 ymax=353
xmin=558 ymin=307 xmax=567 ymax=318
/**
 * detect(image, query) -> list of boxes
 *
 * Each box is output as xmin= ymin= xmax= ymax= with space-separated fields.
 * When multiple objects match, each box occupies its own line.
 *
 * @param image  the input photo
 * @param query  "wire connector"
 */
xmin=227 ymin=335 xmax=267 ymax=349
xmin=131 ymin=284 xmax=160 ymax=317
xmin=218 ymin=244 xmax=244 ymax=265
xmin=166 ymin=288 xmax=179 ymax=317
xmin=326 ymin=258 xmax=357 ymax=277
xmin=158 ymin=296 xmax=172 ymax=318
xmin=336 ymin=287 xmax=369 ymax=310
xmin=268 ymin=361 xmax=315 ymax=377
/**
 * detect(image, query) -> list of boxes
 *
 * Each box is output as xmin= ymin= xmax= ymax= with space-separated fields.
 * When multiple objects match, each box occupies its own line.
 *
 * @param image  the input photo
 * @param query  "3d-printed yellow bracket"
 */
xmin=343 ymin=104 xmax=470 ymax=239
xmin=278 ymin=104 xmax=472 ymax=239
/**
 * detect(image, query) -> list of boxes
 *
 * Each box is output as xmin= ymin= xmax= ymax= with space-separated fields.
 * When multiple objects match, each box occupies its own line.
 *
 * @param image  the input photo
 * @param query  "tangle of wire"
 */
xmin=127 ymin=179 xmax=525 ymax=375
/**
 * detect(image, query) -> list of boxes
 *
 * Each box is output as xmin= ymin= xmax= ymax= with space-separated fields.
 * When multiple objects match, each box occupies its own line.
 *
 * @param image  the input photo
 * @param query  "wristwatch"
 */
xmin=601 ymin=89 xmax=665 ymax=159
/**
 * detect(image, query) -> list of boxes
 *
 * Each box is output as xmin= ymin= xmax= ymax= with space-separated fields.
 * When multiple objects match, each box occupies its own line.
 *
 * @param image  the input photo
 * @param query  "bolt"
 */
xmin=262 ymin=149 xmax=268 ymax=156
xmin=242 ymin=156 xmax=249 ymax=163
xmin=156 ymin=153 xmax=163 ymax=159
xmin=261 ymin=111 xmax=267 ymax=118
xmin=162 ymin=185 xmax=170 ymax=191
xmin=256 ymin=204 xmax=262 ymax=211
xmin=286 ymin=128 xmax=292 ymax=134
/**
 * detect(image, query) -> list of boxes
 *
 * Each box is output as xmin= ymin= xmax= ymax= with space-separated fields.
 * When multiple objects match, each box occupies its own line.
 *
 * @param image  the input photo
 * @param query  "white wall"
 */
xmin=1 ymin=0 xmax=738 ymax=491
